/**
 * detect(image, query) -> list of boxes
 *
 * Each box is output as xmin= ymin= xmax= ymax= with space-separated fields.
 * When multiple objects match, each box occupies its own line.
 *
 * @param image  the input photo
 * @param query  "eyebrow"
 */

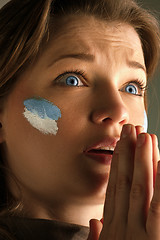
xmin=49 ymin=53 xmax=146 ymax=74
xmin=49 ymin=53 xmax=95 ymax=67
xmin=127 ymin=60 xmax=146 ymax=73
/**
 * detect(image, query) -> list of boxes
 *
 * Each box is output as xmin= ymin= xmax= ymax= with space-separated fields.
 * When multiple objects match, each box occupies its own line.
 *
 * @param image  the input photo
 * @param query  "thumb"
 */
xmin=87 ymin=219 xmax=103 ymax=240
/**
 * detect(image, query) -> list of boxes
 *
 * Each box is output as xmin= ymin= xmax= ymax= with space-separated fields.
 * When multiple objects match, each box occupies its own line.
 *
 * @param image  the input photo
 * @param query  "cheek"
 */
xmin=23 ymin=97 xmax=61 ymax=135
xmin=126 ymin=97 xmax=145 ymax=127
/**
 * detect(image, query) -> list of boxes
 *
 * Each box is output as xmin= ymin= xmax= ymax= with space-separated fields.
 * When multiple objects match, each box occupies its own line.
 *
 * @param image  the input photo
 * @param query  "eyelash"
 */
xmin=124 ymin=79 xmax=148 ymax=96
xmin=54 ymin=69 xmax=87 ymax=86
xmin=54 ymin=69 xmax=148 ymax=96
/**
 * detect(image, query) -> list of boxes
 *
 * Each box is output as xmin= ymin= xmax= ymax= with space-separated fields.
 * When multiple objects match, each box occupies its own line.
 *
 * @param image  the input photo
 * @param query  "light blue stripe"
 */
xmin=24 ymin=97 xmax=61 ymax=121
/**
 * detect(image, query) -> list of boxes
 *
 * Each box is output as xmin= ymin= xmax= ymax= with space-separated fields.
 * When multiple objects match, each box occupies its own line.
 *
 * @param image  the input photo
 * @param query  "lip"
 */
xmin=84 ymin=136 xmax=119 ymax=165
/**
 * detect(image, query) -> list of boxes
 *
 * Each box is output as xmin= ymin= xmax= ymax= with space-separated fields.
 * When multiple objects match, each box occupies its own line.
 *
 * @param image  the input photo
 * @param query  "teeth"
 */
xmin=97 ymin=146 xmax=114 ymax=151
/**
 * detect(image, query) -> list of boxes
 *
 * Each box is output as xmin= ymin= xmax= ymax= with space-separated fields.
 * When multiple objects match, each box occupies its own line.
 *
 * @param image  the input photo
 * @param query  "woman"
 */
xmin=0 ymin=0 xmax=160 ymax=239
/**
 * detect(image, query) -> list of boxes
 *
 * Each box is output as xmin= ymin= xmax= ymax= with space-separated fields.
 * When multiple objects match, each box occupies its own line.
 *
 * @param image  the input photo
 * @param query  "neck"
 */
xmin=23 ymin=198 xmax=104 ymax=227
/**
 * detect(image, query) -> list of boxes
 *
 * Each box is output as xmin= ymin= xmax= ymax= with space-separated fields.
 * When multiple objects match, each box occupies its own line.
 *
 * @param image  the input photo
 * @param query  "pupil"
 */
xmin=126 ymin=85 xmax=136 ymax=94
xmin=67 ymin=76 xmax=78 ymax=86
xmin=70 ymin=79 xmax=75 ymax=84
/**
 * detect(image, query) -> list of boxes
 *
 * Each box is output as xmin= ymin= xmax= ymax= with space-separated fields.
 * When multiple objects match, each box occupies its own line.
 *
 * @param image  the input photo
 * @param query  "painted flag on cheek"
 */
xmin=23 ymin=97 xmax=61 ymax=135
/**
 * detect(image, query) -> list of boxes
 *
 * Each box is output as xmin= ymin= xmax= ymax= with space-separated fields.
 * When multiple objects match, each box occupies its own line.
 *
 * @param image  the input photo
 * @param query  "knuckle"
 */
xmin=117 ymin=175 xmax=131 ymax=192
xmin=150 ymin=200 xmax=160 ymax=217
xmin=130 ymin=183 xmax=144 ymax=199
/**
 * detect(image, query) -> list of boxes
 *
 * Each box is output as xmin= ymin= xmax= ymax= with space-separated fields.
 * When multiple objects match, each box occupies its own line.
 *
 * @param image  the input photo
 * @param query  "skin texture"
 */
xmin=87 ymin=126 xmax=160 ymax=240
xmin=0 ymin=15 xmax=149 ymax=227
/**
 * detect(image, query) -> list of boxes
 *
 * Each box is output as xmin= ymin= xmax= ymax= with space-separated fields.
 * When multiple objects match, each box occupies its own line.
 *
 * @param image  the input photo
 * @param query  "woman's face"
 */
xmin=1 ymin=16 xmax=146 ymax=210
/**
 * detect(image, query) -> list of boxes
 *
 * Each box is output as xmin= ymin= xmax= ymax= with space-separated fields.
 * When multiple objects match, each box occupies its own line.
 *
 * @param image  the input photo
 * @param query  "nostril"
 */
xmin=90 ymin=109 xmax=111 ymax=124
xmin=91 ymin=104 xmax=129 ymax=125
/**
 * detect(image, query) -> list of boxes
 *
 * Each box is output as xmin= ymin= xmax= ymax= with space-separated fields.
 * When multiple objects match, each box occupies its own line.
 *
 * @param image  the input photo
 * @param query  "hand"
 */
xmin=87 ymin=124 xmax=160 ymax=240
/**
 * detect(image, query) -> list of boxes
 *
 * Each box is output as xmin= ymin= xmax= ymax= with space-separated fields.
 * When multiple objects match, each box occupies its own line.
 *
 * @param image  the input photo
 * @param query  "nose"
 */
xmin=91 ymin=86 xmax=129 ymax=126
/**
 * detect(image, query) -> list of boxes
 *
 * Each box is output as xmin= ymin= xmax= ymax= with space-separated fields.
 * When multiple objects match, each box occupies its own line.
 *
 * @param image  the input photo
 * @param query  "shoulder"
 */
xmin=0 ymin=216 xmax=89 ymax=240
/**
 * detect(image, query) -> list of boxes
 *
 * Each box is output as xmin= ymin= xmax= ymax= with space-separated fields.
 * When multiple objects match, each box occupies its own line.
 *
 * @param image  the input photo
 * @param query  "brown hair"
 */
xmin=0 ymin=0 xmax=160 ymax=238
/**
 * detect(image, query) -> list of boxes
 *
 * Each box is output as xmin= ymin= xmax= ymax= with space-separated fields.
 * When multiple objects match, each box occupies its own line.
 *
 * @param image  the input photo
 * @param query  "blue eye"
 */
xmin=57 ymin=73 xmax=85 ymax=87
xmin=66 ymin=76 xmax=79 ymax=86
xmin=125 ymin=84 xmax=138 ymax=95
xmin=54 ymin=70 xmax=87 ymax=87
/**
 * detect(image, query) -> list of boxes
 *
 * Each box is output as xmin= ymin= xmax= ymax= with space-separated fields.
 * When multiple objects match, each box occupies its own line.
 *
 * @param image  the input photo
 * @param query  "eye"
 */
xmin=65 ymin=75 xmax=83 ymax=86
xmin=122 ymin=80 xmax=147 ymax=96
xmin=125 ymin=83 xmax=138 ymax=95
xmin=54 ymin=70 xmax=87 ymax=87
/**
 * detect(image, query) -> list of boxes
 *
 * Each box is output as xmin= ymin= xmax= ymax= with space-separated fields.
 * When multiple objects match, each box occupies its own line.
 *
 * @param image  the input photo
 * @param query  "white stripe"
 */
xmin=23 ymin=108 xmax=59 ymax=135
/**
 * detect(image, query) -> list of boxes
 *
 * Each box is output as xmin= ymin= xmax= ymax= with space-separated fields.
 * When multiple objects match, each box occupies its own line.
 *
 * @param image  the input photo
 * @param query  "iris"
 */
xmin=125 ymin=84 xmax=137 ymax=95
xmin=66 ymin=76 xmax=79 ymax=86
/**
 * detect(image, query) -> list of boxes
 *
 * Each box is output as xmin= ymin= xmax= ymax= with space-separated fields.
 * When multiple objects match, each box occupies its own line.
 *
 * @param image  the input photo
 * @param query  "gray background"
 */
xmin=0 ymin=0 xmax=160 ymax=141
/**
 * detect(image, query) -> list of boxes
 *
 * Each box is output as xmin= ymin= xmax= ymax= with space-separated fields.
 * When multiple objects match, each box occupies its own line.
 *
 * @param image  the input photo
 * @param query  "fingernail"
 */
xmin=121 ymin=125 xmax=131 ymax=138
xmin=137 ymin=134 xmax=146 ymax=147
xmin=135 ymin=125 xmax=144 ymax=136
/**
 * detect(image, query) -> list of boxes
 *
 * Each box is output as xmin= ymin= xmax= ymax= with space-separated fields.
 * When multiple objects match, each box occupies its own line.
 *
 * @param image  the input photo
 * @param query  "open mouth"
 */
xmin=84 ymin=137 xmax=118 ymax=165
xmin=87 ymin=149 xmax=114 ymax=155
xmin=84 ymin=148 xmax=114 ymax=165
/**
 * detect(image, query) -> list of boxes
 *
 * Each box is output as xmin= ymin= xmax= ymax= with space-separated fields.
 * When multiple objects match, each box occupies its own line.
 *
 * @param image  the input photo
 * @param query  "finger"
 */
xmin=150 ymin=134 xmax=159 ymax=188
xmin=87 ymin=219 xmax=103 ymax=240
xmin=146 ymin=136 xmax=160 ymax=239
xmin=113 ymin=125 xmax=136 ymax=226
xmin=128 ymin=133 xmax=153 ymax=230
xmin=135 ymin=125 xmax=144 ymax=136
xmin=103 ymin=141 xmax=119 ymax=225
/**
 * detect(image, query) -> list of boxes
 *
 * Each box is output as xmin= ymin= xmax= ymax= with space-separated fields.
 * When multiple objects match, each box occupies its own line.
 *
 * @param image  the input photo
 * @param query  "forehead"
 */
xmin=46 ymin=15 xmax=144 ymax=63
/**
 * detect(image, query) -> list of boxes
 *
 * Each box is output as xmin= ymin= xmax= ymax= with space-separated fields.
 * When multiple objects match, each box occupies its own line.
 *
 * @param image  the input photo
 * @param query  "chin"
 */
xmin=84 ymin=172 xmax=109 ymax=203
